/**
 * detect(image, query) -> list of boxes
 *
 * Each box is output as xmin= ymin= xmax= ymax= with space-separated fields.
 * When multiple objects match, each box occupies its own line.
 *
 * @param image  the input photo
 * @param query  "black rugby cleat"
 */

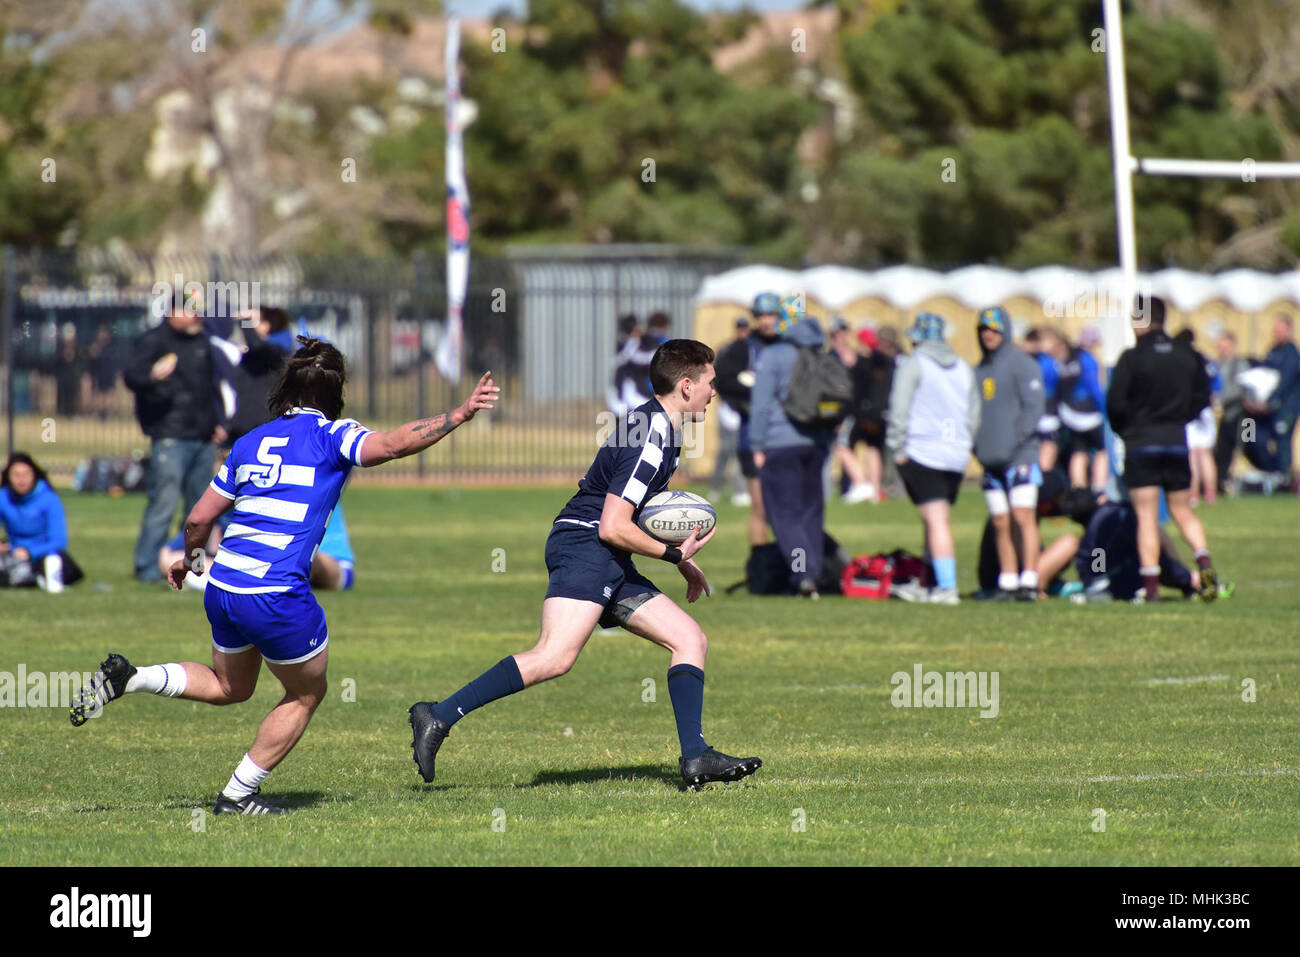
xmin=409 ymin=701 xmax=451 ymax=783
xmin=69 ymin=653 xmax=136 ymax=726
xmin=680 ymin=747 xmax=762 ymax=789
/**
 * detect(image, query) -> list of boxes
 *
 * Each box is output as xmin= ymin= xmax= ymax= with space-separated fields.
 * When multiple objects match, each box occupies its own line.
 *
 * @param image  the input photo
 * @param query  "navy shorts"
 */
xmin=544 ymin=523 xmax=661 ymax=629
xmin=205 ymin=583 xmax=329 ymax=665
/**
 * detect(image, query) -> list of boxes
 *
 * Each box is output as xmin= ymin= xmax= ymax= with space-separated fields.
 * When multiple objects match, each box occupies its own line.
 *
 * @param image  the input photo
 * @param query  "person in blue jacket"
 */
xmin=0 ymin=453 xmax=83 ymax=591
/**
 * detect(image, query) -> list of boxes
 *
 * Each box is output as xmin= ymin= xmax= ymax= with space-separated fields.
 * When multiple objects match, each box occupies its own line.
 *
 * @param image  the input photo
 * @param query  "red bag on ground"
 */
xmin=842 ymin=555 xmax=894 ymax=599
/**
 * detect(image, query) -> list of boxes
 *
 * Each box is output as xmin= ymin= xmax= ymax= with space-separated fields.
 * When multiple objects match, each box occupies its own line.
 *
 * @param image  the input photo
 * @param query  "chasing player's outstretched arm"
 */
xmin=358 ymin=371 xmax=499 ymax=467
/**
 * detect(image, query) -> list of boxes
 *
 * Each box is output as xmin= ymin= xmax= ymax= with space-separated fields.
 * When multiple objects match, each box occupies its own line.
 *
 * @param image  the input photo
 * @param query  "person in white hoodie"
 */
xmin=884 ymin=313 xmax=981 ymax=604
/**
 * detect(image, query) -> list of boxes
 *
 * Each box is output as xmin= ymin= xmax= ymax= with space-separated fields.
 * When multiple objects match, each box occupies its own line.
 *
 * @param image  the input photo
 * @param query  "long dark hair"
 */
xmin=2 ymin=452 xmax=50 ymax=492
xmin=267 ymin=336 xmax=347 ymax=420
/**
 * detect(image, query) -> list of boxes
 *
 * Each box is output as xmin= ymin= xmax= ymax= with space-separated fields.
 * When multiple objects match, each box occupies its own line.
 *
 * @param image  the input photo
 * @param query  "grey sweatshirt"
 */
xmin=750 ymin=318 xmax=836 ymax=452
xmin=973 ymin=336 xmax=1044 ymax=468
xmin=885 ymin=339 xmax=982 ymax=471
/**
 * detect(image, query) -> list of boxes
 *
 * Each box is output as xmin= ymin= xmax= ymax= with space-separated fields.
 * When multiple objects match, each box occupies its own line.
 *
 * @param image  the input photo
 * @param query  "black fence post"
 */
xmin=3 ymin=245 xmax=14 ymax=462
xmin=414 ymin=252 xmax=428 ymax=479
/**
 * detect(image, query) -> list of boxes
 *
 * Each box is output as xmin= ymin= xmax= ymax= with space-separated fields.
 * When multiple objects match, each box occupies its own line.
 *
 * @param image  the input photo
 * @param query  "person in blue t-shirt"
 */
xmin=0 ymin=453 xmax=84 ymax=592
xmin=70 ymin=338 xmax=498 ymax=816
xmin=409 ymin=339 xmax=762 ymax=790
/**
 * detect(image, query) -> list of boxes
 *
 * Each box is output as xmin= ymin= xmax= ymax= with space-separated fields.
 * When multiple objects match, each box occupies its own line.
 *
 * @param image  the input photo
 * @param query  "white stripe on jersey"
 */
xmin=223 ymin=523 xmax=294 ymax=550
xmin=213 ymin=547 xmax=271 ymax=579
xmin=234 ymin=495 xmax=309 ymax=522
xmin=618 ymin=411 xmax=669 ymax=506
xmin=624 ymin=477 xmax=649 ymax=504
xmin=209 ymin=480 xmax=236 ymax=501
xmin=234 ymin=463 xmax=317 ymax=487
xmin=339 ymin=427 xmax=363 ymax=462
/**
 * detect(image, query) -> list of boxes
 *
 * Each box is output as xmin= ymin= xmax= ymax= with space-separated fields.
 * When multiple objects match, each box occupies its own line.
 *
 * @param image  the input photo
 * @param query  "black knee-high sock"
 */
xmin=667 ymin=664 xmax=708 ymax=759
xmin=435 ymin=657 xmax=524 ymax=727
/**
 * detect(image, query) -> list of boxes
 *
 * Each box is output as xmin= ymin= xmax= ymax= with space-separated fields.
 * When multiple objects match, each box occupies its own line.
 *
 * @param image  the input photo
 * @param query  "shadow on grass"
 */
xmin=65 ymin=790 xmax=337 ymax=813
xmin=526 ymin=764 xmax=683 ymax=790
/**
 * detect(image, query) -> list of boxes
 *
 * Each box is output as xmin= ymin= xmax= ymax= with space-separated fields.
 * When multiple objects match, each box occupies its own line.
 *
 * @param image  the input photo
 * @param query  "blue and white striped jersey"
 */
xmin=206 ymin=407 xmax=373 ymax=594
xmin=553 ymin=398 xmax=682 ymax=532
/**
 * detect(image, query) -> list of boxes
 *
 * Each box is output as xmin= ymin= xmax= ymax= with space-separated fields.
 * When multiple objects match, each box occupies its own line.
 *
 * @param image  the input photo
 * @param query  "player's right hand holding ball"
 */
xmin=677 ymin=526 xmax=715 ymax=603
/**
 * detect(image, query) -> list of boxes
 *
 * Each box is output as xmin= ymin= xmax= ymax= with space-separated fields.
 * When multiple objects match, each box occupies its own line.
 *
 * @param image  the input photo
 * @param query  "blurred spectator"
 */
xmin=709 ymin=316 xmax=751 ymax=504
xmin=973 ymin=306 xmax=1045 ymax=601
xmin=228 ymin=307 xmax=295 ymax=442
xmin=609 ymin=312 xmax=670 ymax=416
xmin=885 ymin=312 xmax=980 ymax=605
xmin=1212 ymin=330 xmax=1249 ymax=490
xmin=1106 ymin=295 xmax=1216 ymax=603
xmin=714 ymin=292 xmax=783 ymax=546
xmin=751 ymin=304 xmax=836 ymax=597
xmin=1022 ymin=327 xmax=1062 ymax=473
xmin=1175 ymin=328 xmax=1218 ymax=505
xmin=828 ymin=317 xmax=875 ymax=504
xmin=0 ymin=452 xmax=84 ymax=592
xmin=1042 ymin=327 xmax=1107 ymax=490
xmin=87 ymin=325 xmax=121 ymax=420
xmin=310 ymin=502 xmax=357 ymax=591
xmin=54 ymin=323 xmax=85 ymax=416
xmin=615 ymin=313 xmax=641 ymax=356
xmin=854 ymin=325 xmax=901 ymax=500
xmin=1243 ymin=314 xmax=1300 ymax=481
xmin=123 ymin=304 xmax=226 ymax=584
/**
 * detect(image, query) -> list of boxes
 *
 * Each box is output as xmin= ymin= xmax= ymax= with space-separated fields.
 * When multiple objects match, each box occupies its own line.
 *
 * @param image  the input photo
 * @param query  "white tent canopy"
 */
xmin=695 ymin=264 xmax=1300 ymax=315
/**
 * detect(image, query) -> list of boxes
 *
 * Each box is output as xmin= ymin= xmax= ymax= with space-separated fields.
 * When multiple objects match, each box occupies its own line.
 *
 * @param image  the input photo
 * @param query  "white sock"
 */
xmin=124 ymin=663 xmax=188 ymax=697
xmin=222 ymin=753 xmax=271 ymax=801
xmin=998 ymin=572 xmax=1019 ymax=592
xmin=1019 ymin=570 xmax=1039 ymax=589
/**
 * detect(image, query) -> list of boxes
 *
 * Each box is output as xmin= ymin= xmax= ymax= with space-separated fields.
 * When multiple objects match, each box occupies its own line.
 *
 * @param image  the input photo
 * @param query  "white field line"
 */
xmin=1143 ymin=674 xmax=1231 ymax=686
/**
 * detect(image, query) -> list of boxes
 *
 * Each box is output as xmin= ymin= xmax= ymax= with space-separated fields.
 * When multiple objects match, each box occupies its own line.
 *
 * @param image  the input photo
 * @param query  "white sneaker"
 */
xmin=40 ymin=554 xmax=64 ymax=594
xmin=842 ymin=482 xmax=877 ymax=505
xmin=890 ymin=580 xmax=930 ymax=603
xmin=928 ymin=587 xmax=960 ymax=605
xmin=730 ymin=492 xmax=752 ymax=507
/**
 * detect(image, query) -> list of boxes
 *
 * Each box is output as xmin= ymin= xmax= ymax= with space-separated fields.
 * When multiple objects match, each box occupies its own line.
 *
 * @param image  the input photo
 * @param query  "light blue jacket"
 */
xmin=749 ymin=319 xmax=836 ymax=452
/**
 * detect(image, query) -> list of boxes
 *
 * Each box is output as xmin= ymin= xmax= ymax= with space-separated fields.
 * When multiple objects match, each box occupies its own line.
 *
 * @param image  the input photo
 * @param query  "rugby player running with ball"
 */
xmin=409 ymin=339 xmax=762 ymax=789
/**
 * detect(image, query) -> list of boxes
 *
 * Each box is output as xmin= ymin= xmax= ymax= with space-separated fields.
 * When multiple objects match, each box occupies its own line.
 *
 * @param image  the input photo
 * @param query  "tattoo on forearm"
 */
xmin=413 ymin=412 xmax=454 ymax=441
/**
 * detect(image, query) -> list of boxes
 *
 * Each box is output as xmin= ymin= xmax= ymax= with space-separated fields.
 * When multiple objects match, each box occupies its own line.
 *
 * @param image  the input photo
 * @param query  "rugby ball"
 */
xmin=637 ymin=491 xmax=717 ymax=544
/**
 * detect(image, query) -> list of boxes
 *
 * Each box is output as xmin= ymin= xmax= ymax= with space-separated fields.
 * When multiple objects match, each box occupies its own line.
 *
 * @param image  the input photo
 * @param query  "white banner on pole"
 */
xmin=437 ymin=18 xmax=468 ymax=383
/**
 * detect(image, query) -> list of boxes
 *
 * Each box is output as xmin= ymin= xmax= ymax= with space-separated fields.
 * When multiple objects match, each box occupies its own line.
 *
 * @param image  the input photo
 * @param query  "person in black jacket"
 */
xmin=713 ymin=292 xmax=782 ymax=549
xmin=123 ymin=305 xmax=226 ymax=583
xmin=228 ymin=307 xmax=295 ymax=442
xmin=1106 ymin=295 xmax=1216 ymax=603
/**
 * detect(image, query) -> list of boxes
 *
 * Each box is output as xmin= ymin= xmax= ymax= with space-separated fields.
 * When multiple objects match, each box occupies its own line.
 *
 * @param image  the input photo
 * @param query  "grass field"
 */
xmin=1 ymin=487 xmax=1297 ymax=866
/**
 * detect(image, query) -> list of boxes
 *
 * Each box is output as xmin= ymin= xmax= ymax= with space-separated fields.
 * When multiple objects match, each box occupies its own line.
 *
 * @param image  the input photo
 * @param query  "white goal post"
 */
xmin=1101 ymin=0 xmax=1300 ymax=365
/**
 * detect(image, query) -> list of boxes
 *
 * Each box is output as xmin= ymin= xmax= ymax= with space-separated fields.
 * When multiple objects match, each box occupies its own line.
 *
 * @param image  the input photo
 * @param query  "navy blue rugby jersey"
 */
xmin=553 ymin=399 xmax=682 ymax=530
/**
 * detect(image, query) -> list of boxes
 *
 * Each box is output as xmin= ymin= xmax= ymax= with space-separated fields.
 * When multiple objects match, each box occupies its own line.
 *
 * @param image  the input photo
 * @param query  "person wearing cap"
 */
xmin=1106 ymin=294 xmax=1217 ymax=603
xmin=750 ymin=297 xmax=838 ymax=597
xmin=973 ymin=306 xmax=1046 ymax=601
xmin=855 ymin=325 xmax=901 ymax=499
xmin=884 ymin=312 xmax=980 ymax=605
xmin=714 ymin=292 xmax=783 ymax=547
xmin=828 ymin=316 xmax=876 ymax=504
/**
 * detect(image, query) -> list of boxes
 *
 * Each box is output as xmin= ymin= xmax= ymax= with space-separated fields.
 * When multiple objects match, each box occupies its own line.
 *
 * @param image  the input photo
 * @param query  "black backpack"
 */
xmin=782 ymin=348 xmax=853 ymax=428
xmin=728 ymin=534 xmax=847 ymax=595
